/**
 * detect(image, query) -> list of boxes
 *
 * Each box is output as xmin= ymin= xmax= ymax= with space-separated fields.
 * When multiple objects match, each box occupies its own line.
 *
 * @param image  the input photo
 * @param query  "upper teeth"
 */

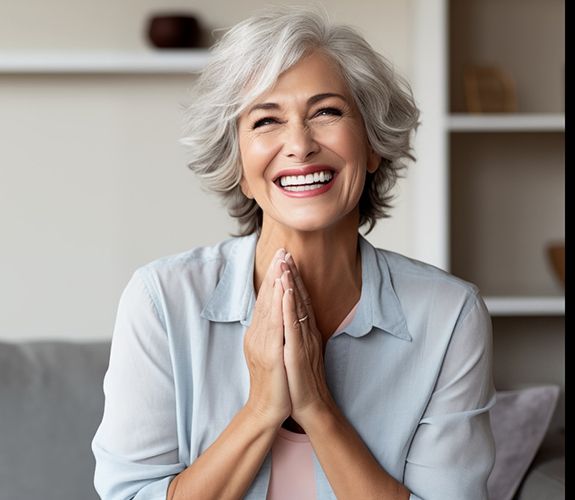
xmin=279 ymin=171 xmax=333 ymax=187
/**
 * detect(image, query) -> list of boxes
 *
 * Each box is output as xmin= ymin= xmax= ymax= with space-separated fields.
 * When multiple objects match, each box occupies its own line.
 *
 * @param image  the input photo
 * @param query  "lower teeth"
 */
xmin=284 ymin=183 xmax=326 ymax=192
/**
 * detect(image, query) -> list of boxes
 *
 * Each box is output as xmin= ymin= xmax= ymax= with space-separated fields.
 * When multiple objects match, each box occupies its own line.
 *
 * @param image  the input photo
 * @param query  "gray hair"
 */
xmin=180 ymin=6 xmax=420 ymax=235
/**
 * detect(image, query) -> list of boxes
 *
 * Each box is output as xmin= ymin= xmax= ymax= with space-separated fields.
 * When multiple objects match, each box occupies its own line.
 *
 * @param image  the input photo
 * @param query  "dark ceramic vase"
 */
xmin=147 ymin=14 xmax=201 ymax=48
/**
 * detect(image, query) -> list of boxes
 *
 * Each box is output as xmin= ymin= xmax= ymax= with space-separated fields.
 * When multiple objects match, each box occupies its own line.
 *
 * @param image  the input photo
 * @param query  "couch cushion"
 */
xmin=0 ymin=340 xmax=110 ymax=500
xmin=517 ymin=457 xmax=565 ymax=500
xmin=487 ymin=385 xmax=560 ymax=500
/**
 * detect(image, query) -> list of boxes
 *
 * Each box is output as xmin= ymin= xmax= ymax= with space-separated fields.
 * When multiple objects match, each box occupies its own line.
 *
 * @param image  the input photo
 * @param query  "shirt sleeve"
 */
xmin=91 ymin=269 xmax=186 ymax=500
xmin=404 ymin=292 xmax=496 ymax=500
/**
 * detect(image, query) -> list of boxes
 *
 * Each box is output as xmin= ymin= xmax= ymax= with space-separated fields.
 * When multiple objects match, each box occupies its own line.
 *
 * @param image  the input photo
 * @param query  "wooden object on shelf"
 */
xmin=546 ymin=241 xmax=565 ymax=286
xmin=464 ymin=65 xmax=518 ymax=113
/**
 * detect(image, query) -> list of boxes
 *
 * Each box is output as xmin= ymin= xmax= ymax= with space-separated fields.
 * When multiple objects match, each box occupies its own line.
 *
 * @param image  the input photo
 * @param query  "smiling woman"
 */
xmin=180 ymin=7 xmax=418 ymax=237
xmin=92 ymin=6 xmax=497 ymax=500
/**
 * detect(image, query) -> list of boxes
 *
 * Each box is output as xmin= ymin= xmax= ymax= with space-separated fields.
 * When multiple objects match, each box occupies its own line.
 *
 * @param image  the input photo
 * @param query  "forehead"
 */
xmin=250 ymin=51 xmax=351 ymax=105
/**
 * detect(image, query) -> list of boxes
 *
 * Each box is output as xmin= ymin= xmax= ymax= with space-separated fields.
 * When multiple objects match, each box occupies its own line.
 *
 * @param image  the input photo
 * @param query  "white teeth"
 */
xmin=279 ymin=170 xmax=333 ymax=187
xmin=284 ymin=184 xmax=326 ymax=192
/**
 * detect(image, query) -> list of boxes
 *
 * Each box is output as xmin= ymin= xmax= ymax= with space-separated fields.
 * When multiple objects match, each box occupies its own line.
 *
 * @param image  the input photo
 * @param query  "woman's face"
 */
xmin=237 ymin=50 xmax=380 ymax=233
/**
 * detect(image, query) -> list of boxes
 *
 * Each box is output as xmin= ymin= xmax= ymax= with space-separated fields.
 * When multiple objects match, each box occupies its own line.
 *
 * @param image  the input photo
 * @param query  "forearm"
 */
xmin=302 ymin=403 xmax=410 ymax=500
xmin=167 ymin=405 xmax=280 ymax=500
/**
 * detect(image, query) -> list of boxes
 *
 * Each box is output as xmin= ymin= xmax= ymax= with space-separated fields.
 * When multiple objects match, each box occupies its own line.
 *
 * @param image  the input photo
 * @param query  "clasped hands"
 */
xmin=244 ymin=248 xmax=335 ymax=430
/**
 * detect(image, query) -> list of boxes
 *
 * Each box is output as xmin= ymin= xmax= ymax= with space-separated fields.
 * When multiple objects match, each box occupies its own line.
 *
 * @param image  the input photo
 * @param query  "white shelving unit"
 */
xmin=413 ymin=0 xmax=565 ymax=309
xmin=0 ymin=50 xmax=211 ymax=74
xmin=485 ymin=296 xmax=565 ymax=317
xmin=413 ymin=0 xmax=565 ymax=443
xmin=448 ymin=113 xmax=565 ymax=132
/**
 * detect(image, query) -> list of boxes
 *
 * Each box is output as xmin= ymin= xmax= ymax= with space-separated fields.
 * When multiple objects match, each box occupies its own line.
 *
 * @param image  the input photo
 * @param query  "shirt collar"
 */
xmin=200 ymin=233 xmax=258 ymax=325
xmin=201 ymin=233 xmax=411 ymax=342
xmin=349 ymin=235 xmax=412 ymax=341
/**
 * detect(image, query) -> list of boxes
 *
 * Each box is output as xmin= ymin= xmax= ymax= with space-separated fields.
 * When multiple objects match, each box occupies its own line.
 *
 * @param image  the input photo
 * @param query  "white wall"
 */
xmin=0 ymin=0 xmax=414 ymax=340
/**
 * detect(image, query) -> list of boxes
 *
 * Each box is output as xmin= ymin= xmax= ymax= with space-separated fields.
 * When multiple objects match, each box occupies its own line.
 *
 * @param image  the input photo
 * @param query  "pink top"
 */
xmin=266 ymin=303 xmax=358 ymax=500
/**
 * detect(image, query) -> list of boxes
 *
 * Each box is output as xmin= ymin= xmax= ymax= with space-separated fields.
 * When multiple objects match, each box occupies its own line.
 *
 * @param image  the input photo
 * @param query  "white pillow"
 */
xmin=487 ymin=385 xmax=560 ymax=500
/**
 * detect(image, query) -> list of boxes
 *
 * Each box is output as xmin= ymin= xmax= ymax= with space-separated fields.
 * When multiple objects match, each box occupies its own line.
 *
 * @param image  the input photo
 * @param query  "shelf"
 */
xmin=484 ymin=296 xmax=565 ymax=316
xmin=0 ymin=50 xmax=211 ymax=74
xmin=448 ymin=114 xmax=565 ymax=132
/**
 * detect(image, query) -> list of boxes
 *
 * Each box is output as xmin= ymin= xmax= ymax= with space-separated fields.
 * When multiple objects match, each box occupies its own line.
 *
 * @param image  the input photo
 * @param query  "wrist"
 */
xmin=243 ymin=402 xmax=285 ymax=432
xmin=294 ymin=397 xmax=340 ymax=434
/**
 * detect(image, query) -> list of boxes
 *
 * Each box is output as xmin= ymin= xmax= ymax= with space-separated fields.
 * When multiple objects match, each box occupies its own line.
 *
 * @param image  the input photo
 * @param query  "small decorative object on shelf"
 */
xmin=147 ymin=13 xmax=203 ymax=48
xmin=464 ymin=65 xmax=518 ymax=113
xmin=546 ymin=241 xmax=565 ymax=287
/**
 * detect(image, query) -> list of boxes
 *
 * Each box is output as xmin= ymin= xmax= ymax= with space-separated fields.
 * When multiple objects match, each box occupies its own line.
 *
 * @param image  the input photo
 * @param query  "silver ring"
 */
xmin=297 ymin=314 xmax=309 ymax=323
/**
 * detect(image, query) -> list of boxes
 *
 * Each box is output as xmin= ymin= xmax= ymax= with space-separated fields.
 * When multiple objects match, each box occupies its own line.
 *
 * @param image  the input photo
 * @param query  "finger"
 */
xmin=284 ymin=253 xmax=316 ymax=323
xmin=282 ymin=286 xmax=302 ymax=351
xmin=280 ymin=270 xmax=308 ymax=328
xmin=270 ymin=278 xmax=285 ymax=335
xmin=255 ymin=249 xmax=286 ymax=315
xmin=263 ymin=248 xmax=287 ymax=289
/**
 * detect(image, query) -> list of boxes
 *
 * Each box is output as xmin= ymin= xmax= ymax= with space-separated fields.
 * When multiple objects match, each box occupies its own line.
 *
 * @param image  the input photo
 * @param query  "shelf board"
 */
xmin=448 ymin=113 xmax=565 ymax=132
xmin=484 ymin=296 xmax=565 ymax=316
xmin=0 ymin=50 xmax=211 ymax=74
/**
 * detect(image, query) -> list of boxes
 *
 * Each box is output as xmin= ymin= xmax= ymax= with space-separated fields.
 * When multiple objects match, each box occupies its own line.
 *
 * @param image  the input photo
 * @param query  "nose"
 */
xmin=283 ymin=122 xmax=319 ymax=161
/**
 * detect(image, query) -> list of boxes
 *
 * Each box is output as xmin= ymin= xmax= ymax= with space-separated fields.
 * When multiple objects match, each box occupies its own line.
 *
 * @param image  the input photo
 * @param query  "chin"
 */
xmin=278 ymin=216 xmax=341 ymax=233
xmin=264 ymin=206 xmax=358 ymax=234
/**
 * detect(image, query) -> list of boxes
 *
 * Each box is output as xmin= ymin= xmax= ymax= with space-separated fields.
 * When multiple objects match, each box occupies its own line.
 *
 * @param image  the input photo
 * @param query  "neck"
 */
xmin=253 ymin=211 xmax=362 ymax=341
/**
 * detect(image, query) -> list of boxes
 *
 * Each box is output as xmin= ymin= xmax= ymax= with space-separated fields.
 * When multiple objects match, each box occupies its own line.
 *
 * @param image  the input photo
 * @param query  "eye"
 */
xmin=252 ymin=117 xmax=279 ymax=129
xmin=314 ymin=107 xmax=343 ymax=118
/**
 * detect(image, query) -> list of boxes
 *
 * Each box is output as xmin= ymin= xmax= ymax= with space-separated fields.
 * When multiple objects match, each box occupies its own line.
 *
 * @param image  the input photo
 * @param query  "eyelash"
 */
xmin=251 ymin=107 xmax=343 ymax=129
xmin=316 ymin=107 xmax=343 ymax=118
xmin=252 ymin=117 xmax=278 ymax=129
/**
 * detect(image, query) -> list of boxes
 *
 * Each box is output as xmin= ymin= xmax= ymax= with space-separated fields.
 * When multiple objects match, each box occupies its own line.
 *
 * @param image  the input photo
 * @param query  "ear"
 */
xmin=366 ymin=148 xmax=380 ymax=174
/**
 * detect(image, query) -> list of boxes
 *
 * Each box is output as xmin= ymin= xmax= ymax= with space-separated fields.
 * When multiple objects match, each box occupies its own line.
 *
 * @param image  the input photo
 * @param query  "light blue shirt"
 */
xmin=92 ymin=232 xmax=496 ymax=500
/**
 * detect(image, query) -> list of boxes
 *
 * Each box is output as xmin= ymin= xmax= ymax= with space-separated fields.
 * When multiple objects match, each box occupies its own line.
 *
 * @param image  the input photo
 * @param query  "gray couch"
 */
xmin=0 ymin=340 xmax=565 ymax=500
xmin=0 ymin=341 xmax=109 ymax=500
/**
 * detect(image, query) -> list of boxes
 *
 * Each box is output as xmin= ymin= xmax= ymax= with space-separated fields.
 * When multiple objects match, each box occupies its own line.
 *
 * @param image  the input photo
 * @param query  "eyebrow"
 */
xmin=247 ymin=92 xmax=347 ymax=115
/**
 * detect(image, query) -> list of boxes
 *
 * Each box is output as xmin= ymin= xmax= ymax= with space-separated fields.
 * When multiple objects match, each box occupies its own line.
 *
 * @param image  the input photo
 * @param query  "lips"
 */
xmin=274 ymin=165 xmax=337 ymax=198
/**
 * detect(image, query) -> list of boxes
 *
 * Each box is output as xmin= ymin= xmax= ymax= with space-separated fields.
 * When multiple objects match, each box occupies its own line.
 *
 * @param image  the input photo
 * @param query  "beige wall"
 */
xmin=0 ymin=1 xmax=415 ymax=340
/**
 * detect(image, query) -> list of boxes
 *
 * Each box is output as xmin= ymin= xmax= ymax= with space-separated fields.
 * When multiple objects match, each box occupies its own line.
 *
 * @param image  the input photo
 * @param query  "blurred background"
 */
xmin=0 ymin=0 xmax=565 ymax=498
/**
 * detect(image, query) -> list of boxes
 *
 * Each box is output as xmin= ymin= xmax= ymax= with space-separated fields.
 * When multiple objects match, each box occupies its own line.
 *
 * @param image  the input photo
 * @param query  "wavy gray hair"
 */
xmin=180 ymin=6 xmax=420 ymax=236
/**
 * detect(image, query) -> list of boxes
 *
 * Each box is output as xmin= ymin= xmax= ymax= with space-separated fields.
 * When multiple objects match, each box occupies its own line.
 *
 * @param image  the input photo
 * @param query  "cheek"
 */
xmin=238 ymin=171 xmax=253 ymax=199
xmin=239 ymin=136 xmax=278 ymax=174
xmin=238 ymin=136 xmax=277 ymax=199
xmin=322 ymin=123 xmax=368 ymax=157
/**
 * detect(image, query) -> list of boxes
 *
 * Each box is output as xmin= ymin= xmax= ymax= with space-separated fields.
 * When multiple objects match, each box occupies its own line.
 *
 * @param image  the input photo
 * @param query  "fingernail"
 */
xmin=285 ymin=252 xmax=291 ymax=262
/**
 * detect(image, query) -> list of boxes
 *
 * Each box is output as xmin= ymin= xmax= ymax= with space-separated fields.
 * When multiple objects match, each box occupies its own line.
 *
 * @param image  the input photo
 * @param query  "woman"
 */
xmin=92 ymin=7 xmax=495 ymax=500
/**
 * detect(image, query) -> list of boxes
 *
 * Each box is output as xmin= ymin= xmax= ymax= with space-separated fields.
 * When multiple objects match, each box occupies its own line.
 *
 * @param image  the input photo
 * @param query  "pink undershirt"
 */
xmin=266 ymin=302 xmax=359 ymax=500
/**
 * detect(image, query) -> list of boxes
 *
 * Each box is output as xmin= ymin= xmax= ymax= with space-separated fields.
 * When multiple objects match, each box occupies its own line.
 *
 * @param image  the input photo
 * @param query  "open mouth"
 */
xmin=273 ymin=169 xmax=336 ymax=192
